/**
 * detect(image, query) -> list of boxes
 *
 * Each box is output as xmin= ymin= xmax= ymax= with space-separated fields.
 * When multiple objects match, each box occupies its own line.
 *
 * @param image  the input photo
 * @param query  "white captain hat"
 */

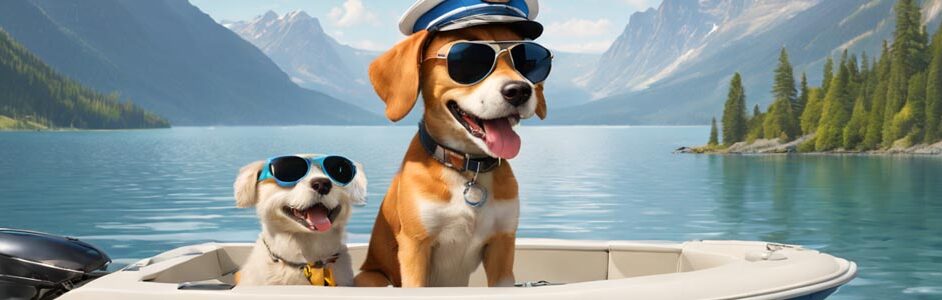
xmin=399 ymin=0 xmax=543 ymax=39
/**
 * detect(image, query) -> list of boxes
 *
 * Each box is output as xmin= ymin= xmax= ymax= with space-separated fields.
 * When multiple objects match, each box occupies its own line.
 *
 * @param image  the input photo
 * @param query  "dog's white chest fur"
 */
xmin=418 ymin=170 xmax=519 ymax=287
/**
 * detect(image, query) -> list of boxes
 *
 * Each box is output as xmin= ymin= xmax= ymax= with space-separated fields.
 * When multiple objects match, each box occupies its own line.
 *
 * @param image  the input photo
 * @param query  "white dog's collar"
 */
xmin=260 ymin=238 xmax=338 ymax=269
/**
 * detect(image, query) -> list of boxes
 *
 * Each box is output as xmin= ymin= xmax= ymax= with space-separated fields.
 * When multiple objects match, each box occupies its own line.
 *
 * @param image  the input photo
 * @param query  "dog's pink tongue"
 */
xmin=483 ymin=118 xmax=521 ymax=159
xmin=304 ymin=206 xmax=332 ymax=232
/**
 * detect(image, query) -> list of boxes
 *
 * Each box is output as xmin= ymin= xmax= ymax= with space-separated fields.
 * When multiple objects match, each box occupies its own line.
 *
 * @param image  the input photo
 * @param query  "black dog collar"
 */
xmin=261 ymin=238 xmax=338 ymax=269
xmin=418 ymin=122 xmax=501 ymax=173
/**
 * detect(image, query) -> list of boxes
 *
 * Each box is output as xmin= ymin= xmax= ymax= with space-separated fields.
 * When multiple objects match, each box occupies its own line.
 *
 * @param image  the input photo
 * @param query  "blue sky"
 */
xmin=190 ymin=0 xmax=662 ymax=53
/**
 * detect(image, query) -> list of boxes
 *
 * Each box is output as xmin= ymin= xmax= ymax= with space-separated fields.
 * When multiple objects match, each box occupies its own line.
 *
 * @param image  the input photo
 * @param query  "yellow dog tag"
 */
xmin=302 ymin=264 xmax=336 ymax=287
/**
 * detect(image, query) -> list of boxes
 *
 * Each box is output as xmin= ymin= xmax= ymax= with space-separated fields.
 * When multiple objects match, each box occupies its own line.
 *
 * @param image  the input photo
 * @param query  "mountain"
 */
xmin=0 ymin=28 xmax=168 ymax=130
xmin=224 ymin=11 xmax=383 ymax=113
xmin=576 ymin=0 xmax=754 ymax=98
xmin=553 ymin=0 xmax=942 ymax=125
xmin=0 ymin=0 xmax=379 ymax=125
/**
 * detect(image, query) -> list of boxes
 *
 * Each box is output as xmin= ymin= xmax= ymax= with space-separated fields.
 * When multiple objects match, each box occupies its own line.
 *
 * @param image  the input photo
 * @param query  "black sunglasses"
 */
xmin=425 ymin=40 xmax=553 ymax=85
xmin=257 ymin=155 xmax=357 ymax=187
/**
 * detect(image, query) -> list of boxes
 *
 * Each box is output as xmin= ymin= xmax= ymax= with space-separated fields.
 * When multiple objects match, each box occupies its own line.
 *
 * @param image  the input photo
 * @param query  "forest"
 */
xmin=0 ymin=28 xmax=168 ymax=130
xmin=710 ymin=0 xmax=940 ymax=152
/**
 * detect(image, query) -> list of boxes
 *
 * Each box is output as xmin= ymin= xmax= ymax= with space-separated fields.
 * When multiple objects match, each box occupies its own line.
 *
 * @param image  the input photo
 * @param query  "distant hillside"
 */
xmin=0 ymin=0 xmax=379 ymax=125
xmin=0 ymin=28 xmax=168 ymax=130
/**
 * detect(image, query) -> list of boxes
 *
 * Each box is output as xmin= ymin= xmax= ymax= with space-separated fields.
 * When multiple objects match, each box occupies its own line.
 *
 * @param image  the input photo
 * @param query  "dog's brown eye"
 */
xmin=270 ymin=156 xmax=309 ymax=183
xmin=447 ymin=43 xmax=497 ymax=85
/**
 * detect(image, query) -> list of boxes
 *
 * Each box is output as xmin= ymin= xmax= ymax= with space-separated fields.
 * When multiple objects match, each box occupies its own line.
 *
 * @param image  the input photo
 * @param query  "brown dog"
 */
xmin=354 ymin=25 xmax=547 ymax=288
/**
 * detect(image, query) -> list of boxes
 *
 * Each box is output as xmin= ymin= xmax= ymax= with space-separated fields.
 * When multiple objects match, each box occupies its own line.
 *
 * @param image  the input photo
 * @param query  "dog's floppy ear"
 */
xmin=234 ymin=161 xmax=265 ymax=208
xmin=346 ymin=162 xmax=368 ymax=206
xmin=369 ymin=30 xmax=431 ymax=122
xmin=535 ymin=84 xmax=547 ymax=120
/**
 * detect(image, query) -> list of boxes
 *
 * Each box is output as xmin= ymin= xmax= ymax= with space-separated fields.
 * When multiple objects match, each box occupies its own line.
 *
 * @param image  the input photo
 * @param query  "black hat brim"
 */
xmin=434 ymin=18 xmax=544 ymax=40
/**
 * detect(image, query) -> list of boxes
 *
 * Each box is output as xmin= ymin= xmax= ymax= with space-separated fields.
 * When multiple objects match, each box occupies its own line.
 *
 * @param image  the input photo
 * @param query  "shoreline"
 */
xmin=677 ymin=135 xmax=942 ymax=155
xmin=0 ymin=127 xmax=171 ymax=132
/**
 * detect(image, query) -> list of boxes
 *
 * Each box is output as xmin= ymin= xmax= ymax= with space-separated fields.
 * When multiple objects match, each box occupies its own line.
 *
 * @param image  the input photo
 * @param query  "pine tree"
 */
xmin=883 ymin=0 xmax=929 ymax=147
xmin=893 ymin=0 xmax=929 ymax=77
xmin=822 ymin=57 xmax=834 ymax=94
xmin=745 ymin=104 xmax=764 ymax=142
xmin=883 ymin=67 xmax=909 ymax=146
xmin=746 ymin=110 xmax=765 ymax=143
xmin=709 ymin=117 xmax=719 ymax=146
xmin=763 ymin=47 xmax=800 ymax=141
xmin=848 ymin=53 xmax=861 ymax=84
xmin=774 ymin=48 xmax=799 ymax=112
xmin=908 ymin=71 xmax=927 ymax=143
xmin=863 ymin=41 xmax=892 ymax=149
xmin=843 ymin=92 xmax=869 ymax=150
xmin=889 ymin=72 xmax=927 ymax=147
xmin=801 ymin=57 xmax=836 ymax=136
xmin=797 ymin=73 xmax=810 ymax=117
xmin=815 ymin=62 xmax=852 ymax=151
xmin=763 ymin=98 xmax=799 ymax=141
xmin=926 ymin=23 xmax=942 ymax=143
xmin=800 ymin=88 xmax=824 ymax=135
xmin=861 ymin=52 xmax=871 ymax=78
xmin=722 ymin=73 xmax=748 ymax=145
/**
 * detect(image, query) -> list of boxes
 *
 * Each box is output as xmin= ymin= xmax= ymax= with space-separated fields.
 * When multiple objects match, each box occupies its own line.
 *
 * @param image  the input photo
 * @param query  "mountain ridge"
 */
xmin=553 ymin=0 xmax=942 ymax=125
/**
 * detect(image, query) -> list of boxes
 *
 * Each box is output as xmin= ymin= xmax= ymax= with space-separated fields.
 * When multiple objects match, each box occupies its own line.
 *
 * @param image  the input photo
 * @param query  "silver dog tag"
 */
xmin=463 ymin=181 xmax=487 ymax=207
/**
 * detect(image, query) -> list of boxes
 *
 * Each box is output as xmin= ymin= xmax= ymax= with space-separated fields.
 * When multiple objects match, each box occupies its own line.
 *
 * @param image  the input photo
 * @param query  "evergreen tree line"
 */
xmin=715 ymin=0 xmax=942 ymax=151
xmin=0 ymin=28 xmax=168 ymax=129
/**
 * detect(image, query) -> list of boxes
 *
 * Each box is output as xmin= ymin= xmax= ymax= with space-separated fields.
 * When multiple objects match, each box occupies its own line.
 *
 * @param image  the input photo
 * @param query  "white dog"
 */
xmin=233 ymin=154 xmax=366 ymax=286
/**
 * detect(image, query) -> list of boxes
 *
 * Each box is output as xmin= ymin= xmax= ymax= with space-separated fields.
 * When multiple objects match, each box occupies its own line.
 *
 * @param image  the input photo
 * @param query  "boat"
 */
xmin=1 ymin=229 xmax=856 ymax=300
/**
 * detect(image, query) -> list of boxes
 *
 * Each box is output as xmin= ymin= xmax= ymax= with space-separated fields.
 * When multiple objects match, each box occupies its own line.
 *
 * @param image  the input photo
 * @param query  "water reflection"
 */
xmin=709 ymin=155 xmax=942 ymax=299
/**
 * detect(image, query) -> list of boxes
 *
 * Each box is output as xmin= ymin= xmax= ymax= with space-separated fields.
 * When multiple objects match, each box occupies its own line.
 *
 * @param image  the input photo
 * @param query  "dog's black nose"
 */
xmin=310 ymin=178 xmax=332 ymax=195
xmin=501 ymin=81 xmax=532 ymax=107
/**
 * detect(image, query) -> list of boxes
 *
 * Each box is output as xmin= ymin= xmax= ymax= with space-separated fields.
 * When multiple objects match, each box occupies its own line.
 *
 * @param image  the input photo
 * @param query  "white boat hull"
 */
xmin=59 ymin=239 xmax=856 ymax=300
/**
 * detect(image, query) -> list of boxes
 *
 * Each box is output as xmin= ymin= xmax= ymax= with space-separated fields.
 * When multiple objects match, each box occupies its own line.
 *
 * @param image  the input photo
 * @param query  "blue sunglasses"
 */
xmin=257 ymin=155 xmax=357 ymax=187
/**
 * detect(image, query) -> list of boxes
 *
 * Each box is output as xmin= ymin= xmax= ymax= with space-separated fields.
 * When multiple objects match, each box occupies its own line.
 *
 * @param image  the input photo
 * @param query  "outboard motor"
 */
xmin=0 ymin=229 xmax=110 ymax=300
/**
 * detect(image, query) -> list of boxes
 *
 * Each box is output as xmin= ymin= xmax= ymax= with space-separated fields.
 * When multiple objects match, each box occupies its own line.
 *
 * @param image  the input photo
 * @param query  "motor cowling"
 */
xmin=0 ymin=229 xmax=110 ymax=300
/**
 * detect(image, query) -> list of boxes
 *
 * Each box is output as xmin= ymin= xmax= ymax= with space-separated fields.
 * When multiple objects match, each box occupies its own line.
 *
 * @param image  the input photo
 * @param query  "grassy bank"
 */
xmin=0 ymin=115 xmax=48 ymax=131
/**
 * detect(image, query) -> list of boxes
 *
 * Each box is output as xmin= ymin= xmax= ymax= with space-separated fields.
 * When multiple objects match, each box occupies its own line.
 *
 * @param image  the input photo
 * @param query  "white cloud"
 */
xmin=328 ymin=0 xmax=378 ymax=27
xmin=349 ymin=40 xmax=386 ymax=51
xmin=623 ymin=0 xmax=659 ymax=11
xmin=542 ymin=18 xmax=618 ymax=53
xmin=545 ymin=18 xmax=614 ymax=38
xmin=547 ymin=39 xmax=616 ymax=54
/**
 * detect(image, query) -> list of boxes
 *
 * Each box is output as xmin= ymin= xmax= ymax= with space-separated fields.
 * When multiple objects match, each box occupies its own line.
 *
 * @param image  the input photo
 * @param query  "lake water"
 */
xmin=1 ymin=126 xmax=941 ymax=299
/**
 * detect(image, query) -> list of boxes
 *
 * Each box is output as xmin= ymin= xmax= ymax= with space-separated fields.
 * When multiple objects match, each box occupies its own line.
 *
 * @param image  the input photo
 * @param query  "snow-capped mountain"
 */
xmin=580 ymin=0 xmax=818 ymax=99
xmin=551 ymin=0 xmax=942 ymax=125
xmin=224 ymin=10 xmax=601 ymax=116
xmin=225 ymin=11 xmax=382 ymax=112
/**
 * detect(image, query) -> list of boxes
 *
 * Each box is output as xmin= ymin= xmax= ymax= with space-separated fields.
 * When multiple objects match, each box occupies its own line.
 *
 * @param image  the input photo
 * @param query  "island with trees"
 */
xmin=690 ymin=0 xmax=942 ymax=155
